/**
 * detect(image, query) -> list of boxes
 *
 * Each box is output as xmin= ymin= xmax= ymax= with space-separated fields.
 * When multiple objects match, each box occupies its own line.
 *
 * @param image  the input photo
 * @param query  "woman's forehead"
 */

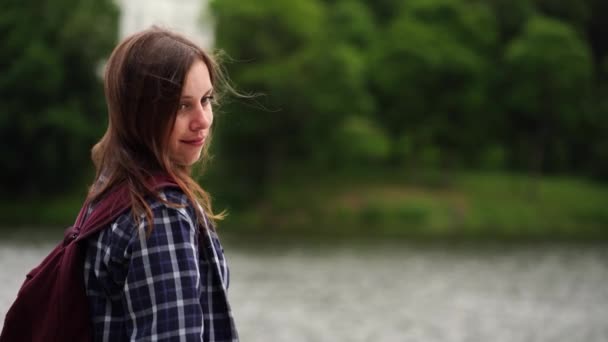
xmin=181 ymin=60 xmax=212 ymax=97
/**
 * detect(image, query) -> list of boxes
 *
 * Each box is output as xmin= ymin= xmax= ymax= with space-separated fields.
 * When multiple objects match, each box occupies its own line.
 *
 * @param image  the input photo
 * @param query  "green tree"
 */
xmin=364 ymin=0 xmax=406 ymax=25
xmin=486 ymin=0 xmax=536 ymax=42
xmin=332 ymin=116 xmax=391 ymax=165
xmin=503 ymin=16 xmax=593 ymax=174
xmin=210 ymin=0 xmax=375 ymax=200
xmin=370 ymin=0 xmax=497 ymax=167
xmin=0 ymin=0 xmax=118 ymax=196
xmin=533 ymin=0 xmax=590 ymax=33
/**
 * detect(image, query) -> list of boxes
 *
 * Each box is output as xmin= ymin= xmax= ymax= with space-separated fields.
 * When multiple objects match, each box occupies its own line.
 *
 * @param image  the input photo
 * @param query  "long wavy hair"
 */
xmin=87 ymin=27 xmax=226 ymax=230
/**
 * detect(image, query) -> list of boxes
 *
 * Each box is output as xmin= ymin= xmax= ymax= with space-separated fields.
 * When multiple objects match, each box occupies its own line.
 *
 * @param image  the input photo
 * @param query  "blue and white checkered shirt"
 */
xmin=84 ymin=188 xmax=238 ymax=341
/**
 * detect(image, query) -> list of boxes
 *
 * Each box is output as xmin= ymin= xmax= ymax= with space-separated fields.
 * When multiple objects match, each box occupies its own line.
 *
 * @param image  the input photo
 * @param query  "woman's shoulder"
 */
xmin=155 ymin=186 xmax=189 ymax=206
xmin=151 ymin=186 xmax=199 ymax=224
xmin=99 ymin=187 xmax=196 ymax=234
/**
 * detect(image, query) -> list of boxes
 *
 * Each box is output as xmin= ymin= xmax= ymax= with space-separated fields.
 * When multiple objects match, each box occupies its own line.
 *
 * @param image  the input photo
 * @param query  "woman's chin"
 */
xmin=172 ymin=154 xmax=201 ymax=167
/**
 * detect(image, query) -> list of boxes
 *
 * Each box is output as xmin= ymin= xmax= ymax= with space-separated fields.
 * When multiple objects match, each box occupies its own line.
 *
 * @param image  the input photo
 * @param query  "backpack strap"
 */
xmin=64 ymin=175 xmax=179 ymax=245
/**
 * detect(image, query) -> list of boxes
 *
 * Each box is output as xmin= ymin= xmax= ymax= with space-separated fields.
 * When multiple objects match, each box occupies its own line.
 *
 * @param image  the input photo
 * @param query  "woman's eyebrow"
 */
xmin=180 ymin=88 xmax=214 ymax=100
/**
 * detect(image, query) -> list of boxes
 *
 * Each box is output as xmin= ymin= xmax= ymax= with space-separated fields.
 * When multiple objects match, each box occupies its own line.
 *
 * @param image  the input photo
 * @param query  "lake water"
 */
xmin=1 ymin=234 xmax=607 ymax=341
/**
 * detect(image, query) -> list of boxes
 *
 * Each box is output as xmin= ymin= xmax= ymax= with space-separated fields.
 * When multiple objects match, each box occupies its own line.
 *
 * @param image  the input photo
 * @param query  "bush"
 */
xmin=332 ymin=116 xmax=391 ymax=165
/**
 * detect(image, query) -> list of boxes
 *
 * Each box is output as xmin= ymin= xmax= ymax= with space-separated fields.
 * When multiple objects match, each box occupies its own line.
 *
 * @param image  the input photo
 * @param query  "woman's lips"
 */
xmin=180 ymin=138 xmax=205 ymax=146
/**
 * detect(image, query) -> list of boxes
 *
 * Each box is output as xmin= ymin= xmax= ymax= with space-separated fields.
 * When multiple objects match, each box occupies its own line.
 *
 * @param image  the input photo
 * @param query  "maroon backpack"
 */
xmin=0 ymin=178 xmax=178 ymax=342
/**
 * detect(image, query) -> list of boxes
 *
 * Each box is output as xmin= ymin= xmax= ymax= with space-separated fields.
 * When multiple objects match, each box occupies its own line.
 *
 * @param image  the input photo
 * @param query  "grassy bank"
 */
xmin=1 ymin=170 xmax=607 ymax=240
xmin=221 ymin=169 xmax=608 ymax=240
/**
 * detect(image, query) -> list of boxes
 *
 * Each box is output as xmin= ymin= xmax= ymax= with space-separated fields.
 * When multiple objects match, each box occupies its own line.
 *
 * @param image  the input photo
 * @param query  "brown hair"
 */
xmin=88 ymin=26 xmax=226 ymax=230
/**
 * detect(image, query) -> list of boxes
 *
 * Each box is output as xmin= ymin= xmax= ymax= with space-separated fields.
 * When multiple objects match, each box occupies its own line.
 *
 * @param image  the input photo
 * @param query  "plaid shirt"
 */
xmin=84 ymin=188 xmax=238 ymax=341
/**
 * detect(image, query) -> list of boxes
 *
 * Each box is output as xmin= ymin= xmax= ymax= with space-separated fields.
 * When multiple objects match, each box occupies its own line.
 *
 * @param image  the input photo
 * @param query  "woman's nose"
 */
xmin=190 ymin=104 xmax=212 ymax=131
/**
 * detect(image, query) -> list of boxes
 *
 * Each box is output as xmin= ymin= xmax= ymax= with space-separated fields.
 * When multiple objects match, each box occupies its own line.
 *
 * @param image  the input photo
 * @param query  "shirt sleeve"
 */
xmin=121 ymin=205 xmax=204 ymax=341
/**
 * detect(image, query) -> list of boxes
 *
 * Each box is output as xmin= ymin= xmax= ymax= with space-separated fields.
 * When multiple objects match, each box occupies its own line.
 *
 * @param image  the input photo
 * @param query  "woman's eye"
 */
xmin=201 ymin=95 xmax=214 ymax=106
xmin=179 ymin=103 xmax=189 ymax=111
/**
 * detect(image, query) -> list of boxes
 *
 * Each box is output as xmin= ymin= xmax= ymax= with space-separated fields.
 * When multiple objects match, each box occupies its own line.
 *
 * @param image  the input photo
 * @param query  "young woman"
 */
xmin=83 ymin=27 xmax=238 ymax=341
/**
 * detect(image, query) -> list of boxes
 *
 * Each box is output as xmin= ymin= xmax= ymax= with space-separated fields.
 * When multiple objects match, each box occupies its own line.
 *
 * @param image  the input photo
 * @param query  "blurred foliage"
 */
xmin=503 ymin=16 xmax=593 ymax=173
xmin=210 ymin=0 xmax=375 ymax=201
xmin=332 ymin=116 xmax=391 ymax=165
xmin=221 ymin=168 xmax=608 ymax=240
xmin=209 ymin=0 xmax=608 ymax=207
xmin=1 ymin=0 xmax=607 ymax=237
xmin=370 ymin=0 xmax=497 ymax=167
xmin=0 ymin=0 xmax=118 ymax=196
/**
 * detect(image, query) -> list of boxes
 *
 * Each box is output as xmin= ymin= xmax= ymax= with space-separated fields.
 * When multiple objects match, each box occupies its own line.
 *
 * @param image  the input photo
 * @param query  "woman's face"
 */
xmin=168 ymin=59 xmax=214 ymax=166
